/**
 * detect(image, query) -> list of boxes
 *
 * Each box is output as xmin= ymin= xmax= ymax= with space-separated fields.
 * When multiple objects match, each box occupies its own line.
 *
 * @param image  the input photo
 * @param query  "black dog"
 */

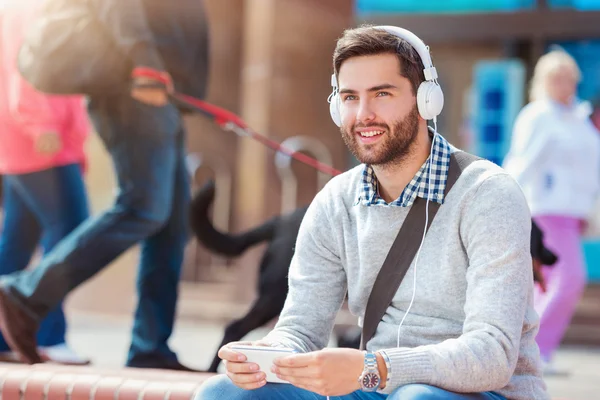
xmin=190 ymin=180 xmax=307 ymax=372
xmin=190 ymin=180 xmax=557 ymax=372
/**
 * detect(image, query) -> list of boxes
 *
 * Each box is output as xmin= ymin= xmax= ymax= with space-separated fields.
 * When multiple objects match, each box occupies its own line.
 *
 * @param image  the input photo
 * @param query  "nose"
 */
xmin=356 ymin=98 xmax=376 ymax=124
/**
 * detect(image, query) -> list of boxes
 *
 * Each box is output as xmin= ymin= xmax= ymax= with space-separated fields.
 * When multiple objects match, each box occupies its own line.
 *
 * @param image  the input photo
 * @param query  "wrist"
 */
xmin=375 ymin=351 xmax=388 ymax=390
xmin=131 ymin=67 xmax=173 ymax=90
xmin=358 ymin=351 xmax=381 ymax=392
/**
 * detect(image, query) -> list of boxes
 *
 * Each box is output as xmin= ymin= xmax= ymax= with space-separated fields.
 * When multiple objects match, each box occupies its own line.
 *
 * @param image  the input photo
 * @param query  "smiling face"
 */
xmin=337 ymin=53 xmax=421 ymax=167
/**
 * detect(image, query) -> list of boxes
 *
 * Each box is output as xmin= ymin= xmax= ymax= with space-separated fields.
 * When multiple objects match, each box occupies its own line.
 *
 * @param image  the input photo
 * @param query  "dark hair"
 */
xmin=333 ymin=25 xmax=425 ymax=95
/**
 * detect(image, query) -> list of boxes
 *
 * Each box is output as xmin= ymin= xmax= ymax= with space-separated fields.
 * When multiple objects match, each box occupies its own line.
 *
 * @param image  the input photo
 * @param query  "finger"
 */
xmin=226 ymin=360 xmax=260 ymax=374
xmin=219 ymin=348 xmax=248 ymax=363
xmin=226 ymin=370 xmax=266 ymax=386
xmin=273 ymin=353 xmax=314 ymax=368
xmin=218 ymin=341 xmax=254 ymax=362
xmin=228 ymin=376 xmax=267 ymax=391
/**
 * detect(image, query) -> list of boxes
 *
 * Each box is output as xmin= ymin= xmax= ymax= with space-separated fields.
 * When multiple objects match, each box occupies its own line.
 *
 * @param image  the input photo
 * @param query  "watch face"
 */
xmin=361 ymin=372 xmax=380 ymax=389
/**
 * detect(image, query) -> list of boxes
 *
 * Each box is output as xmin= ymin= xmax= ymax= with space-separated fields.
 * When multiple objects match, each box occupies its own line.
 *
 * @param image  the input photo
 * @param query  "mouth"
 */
xmin=355 ymin=129 xmax=385 ymax=144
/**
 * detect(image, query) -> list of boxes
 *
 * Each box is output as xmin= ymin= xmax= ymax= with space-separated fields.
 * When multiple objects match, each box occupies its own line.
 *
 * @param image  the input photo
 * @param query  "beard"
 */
xmin=341 ymin=106 xmax=420 ymax=167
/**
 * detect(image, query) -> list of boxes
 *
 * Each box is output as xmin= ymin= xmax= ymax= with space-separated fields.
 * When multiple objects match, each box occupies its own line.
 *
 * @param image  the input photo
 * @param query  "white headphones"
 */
xmin=328 ymin=25 xmax=444 ymax=126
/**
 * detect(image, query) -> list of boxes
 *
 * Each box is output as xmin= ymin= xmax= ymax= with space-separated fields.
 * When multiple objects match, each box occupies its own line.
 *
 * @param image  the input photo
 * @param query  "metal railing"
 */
xmin=274 ymin=136 xmax=334 ymax=213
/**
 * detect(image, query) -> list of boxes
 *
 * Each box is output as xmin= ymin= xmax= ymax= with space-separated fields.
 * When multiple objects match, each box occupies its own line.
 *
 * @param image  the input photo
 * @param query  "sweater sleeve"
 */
xmin=379 ymin=172 xmax=533 ymax=394
xmin=262 ymin=188 xmax=347 ymax=353
xmin=90 ymin=0 xmax=166 ymax=72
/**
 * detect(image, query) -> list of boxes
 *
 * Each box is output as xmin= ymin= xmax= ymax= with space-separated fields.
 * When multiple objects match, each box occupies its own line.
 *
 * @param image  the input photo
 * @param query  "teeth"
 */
xmin=360 ymin=131 xmax=383 ymax=137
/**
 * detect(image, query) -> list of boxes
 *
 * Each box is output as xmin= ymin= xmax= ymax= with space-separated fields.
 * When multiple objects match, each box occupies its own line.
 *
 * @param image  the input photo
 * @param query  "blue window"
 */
xmin=472 ymin=60 xmax=526 ymax=165
xmin=549 ymin=40 xmax=600 ymax=101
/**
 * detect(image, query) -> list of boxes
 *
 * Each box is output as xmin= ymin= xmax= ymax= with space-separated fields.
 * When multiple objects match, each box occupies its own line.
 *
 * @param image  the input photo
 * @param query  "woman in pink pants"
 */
xmin=503 ymin=50 xmax=600 ymax=372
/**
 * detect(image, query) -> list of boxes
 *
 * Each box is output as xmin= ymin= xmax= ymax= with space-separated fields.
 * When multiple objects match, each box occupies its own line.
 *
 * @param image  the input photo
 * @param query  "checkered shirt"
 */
xmin=354 ymin=133 xmax=452 ymax=207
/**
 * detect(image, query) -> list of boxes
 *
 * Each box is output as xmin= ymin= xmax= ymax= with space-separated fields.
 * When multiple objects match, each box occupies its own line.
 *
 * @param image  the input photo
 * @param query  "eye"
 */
xmin=342 ymin=94 xmax=357 ymax=101
xmin=376 ymin=91 xmax=390 ymax=97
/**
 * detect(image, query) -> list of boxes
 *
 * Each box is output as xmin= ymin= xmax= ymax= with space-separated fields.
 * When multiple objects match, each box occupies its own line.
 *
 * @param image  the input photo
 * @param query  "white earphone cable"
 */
xmin=332 ymin=123 xmax=438 ymax=400
xmin=333 ymin=125 xmax=437 ymax=400
xmin=396 ymin=117 xmax=437 ymax=348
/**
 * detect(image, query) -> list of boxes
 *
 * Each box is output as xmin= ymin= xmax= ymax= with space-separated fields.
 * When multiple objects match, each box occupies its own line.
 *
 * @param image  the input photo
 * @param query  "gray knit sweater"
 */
xmin=263 ymin=155 xmax=549 ymax=399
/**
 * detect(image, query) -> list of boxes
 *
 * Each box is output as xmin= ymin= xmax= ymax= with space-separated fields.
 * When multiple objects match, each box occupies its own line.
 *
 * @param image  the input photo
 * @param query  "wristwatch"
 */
xmin=358 ymin=351 xmax=381 ymax=392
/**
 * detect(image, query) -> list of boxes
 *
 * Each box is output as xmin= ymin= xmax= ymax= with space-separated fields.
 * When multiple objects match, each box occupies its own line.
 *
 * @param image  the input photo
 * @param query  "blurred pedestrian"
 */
xmin=0 ymin=0 xmax=91 ymax=364
xmin=0 ymin=0 xmax=209 ymax=369
xmin=503 ymin=50 xmax=600 ymax=373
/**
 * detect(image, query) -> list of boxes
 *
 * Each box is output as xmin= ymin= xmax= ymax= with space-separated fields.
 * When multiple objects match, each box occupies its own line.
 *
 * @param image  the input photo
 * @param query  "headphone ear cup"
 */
xmin=329 ymin=92 xmax=342 ymax=127
xmin=417 ymin=81 xmax=444 ymax=120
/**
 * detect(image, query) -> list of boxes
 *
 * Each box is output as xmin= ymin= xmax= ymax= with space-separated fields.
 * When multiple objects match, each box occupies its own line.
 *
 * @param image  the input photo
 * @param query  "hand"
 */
xmin=272 ymin=348 xmax=365 ymax=396
xmin=130 ymin=75 xmax=172 ymax=107
xmin=532 ymin=258 xmax=547 ymax=293
xmin=218 ymin=340 xmax=273 ymax=390
xmin=35 ymin=131 xmax=62 ymax=155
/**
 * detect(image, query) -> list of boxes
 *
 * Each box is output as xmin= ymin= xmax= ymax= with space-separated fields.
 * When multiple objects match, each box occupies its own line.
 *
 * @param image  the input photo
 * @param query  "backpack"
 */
xmin=17 ymin=0 xmax=130 ymax=95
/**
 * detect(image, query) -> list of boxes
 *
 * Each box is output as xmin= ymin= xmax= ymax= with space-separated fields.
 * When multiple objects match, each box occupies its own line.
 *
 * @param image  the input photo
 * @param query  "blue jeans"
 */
xmin=197 ymin=375 xmax=507 ymax=400
xmin=1 ymin=94 xmax=190 ymax=365
xmin=0 ymin=164 xmax=89 ymax=351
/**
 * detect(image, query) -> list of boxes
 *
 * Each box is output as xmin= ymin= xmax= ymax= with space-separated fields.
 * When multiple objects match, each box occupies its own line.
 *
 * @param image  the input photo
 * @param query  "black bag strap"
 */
xmin=360 ymin=151 xmax=481 ymax=350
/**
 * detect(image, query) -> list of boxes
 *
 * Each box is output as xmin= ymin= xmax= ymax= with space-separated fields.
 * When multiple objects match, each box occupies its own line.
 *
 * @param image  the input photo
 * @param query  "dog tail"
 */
xmin=190 ymin=179 xmax=278 ymax=256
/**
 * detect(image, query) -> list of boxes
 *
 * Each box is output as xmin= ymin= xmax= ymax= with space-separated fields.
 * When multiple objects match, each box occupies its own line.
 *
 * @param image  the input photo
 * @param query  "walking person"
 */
xmin=0 ymin=0 xmax=210 ymax=369
xmin=0 ymin=0 xmax=91 ymax=364
xmin=503 ymin=50 xmax=600 ymax=373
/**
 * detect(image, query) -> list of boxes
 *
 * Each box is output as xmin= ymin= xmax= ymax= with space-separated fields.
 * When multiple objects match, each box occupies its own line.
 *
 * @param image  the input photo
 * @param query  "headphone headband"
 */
xmin=375 ymin=26 xmax=438 ymax=82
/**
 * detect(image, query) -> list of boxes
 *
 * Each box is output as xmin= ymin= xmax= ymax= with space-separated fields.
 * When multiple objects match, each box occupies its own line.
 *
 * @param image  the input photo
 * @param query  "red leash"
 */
xmin=131 ymin=68 xmax=341 ymax=176
xmin=172 ymin=93 xmax=343 ymax=177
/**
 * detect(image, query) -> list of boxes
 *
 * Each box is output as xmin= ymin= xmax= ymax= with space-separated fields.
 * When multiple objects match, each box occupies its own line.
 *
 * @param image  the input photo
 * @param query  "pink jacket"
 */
xmin=0 ymin=2 xmax=90 ymax=175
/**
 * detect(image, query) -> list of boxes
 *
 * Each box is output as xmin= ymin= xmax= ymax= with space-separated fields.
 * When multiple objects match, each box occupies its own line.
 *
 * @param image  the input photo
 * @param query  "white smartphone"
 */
xmin=229 ymin=345 xmax=297 ymax=384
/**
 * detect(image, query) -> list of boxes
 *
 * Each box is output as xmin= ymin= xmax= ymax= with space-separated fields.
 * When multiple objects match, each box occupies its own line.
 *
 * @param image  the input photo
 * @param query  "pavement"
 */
xmin=64 ymin=312 xmax=600 ymax=400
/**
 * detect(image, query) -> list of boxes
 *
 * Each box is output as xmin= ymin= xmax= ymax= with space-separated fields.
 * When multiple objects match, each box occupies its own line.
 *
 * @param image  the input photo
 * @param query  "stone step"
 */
xmin=558 ymin=284 xmax=600 ymax=345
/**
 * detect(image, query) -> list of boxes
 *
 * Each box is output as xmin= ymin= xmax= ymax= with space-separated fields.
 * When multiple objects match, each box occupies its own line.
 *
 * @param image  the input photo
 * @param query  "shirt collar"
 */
xmin=354 ymin=131 xmax=452 ymax=207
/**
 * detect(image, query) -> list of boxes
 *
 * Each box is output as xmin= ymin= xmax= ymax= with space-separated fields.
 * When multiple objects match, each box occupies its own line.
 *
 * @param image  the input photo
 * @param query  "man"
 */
xmin=198 ymin=25 xmax=548 ymax=399
xmin=0 ymin=0 xmax=209 ymax=370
